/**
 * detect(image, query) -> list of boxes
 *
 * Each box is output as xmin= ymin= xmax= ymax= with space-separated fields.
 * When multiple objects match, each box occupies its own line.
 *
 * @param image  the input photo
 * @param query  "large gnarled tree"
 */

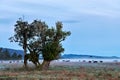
xmin=9 ymin=19 xmax=71 ymax=70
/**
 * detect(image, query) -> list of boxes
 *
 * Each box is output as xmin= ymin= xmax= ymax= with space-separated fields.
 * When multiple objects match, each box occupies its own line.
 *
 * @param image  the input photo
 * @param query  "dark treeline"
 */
xmin=0 ymin=48 xmax=22 ymax=60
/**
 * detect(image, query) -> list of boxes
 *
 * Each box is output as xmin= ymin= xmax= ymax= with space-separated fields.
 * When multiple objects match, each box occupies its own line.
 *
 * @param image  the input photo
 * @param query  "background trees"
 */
xmin=9 ymin=19 xmax=71 ymax=70
xmin=0 ymin=48 xmax=22 ymax=60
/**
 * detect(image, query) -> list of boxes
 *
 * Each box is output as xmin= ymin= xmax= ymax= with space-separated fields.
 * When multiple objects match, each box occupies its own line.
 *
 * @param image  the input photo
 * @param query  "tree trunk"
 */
xmin=24 ymin=53 xmax=27 ymax=68
xmin=41 ymin=60 xmax=50 ymax=70
xmin=23 ymin=33 xmax=27 ymax=68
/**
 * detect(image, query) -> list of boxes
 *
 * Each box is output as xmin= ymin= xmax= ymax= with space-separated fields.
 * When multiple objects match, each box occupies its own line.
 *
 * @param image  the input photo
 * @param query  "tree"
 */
xmin=0 ymin=48 xmax=2 ymax=52
xmin=0 ymin=49 xmax=11 ymax=60
xmin=0 ymin=48 xmax=22 ymax=60
xmin=3 ymin=49 xmax=11 ymax=60
xmin=23 ymin=20 xmax=48 ymax=68
xmin=9 ymin=19 xmax=71 ymax=70
xmin=17 ymin=54 xmax=22 ymax=60
xmin=41 ymin=22 xmax=70 ymax=70
xmin=9 ymin=18 xmax=35 ymax=67
xmin=11 ymin=52 xmax=17 ymax=59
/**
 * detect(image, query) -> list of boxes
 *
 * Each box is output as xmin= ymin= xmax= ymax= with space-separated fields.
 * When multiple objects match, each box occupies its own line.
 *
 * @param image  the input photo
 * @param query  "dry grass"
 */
xmin=0 ymin=62 xmax=120 ymax=80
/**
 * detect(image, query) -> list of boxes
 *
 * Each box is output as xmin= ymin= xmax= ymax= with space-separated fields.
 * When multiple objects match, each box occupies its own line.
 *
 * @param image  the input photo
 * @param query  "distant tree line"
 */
xmin=0 ymin=48 xmax=22 ymax=60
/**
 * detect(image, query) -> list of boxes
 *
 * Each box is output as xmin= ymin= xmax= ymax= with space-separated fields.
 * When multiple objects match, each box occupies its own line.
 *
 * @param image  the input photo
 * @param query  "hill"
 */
xmin=0 ymin=48 xmax=119 ymax=59
xmin=1 ymin=47 xmax=24 ymax=57
xmin=61 ymin=54 xmax=120 ymax=59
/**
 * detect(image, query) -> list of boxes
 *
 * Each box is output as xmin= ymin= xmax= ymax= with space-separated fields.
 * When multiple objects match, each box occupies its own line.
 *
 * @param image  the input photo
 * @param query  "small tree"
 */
xmin=17 ymin=54 xmax=22 ymax=60
xmin=0 ymin=48 xmax=2 ymax=52
xmin=11 ymin=52 xmax=18 ymax=60
xmin=0 ymin=49 xmax=11 ymax=60
xmin=3 ymin=49 xmax=11 ymax=60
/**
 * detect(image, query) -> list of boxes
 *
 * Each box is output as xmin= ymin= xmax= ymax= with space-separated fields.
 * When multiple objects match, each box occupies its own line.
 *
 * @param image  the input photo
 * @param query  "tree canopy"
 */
xmin=9 ymin=19 xmax=71 ymax=70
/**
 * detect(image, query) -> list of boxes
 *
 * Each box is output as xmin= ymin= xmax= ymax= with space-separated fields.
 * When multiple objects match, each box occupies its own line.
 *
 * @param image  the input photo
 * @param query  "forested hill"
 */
xmin=0 ymin=47 xmax=23 ymax=60
xmin=1 ymin=48 xmax=24 ymax=56
xmin=0 ymin=47 xmax=119 ymax=59
xmin=61 ymin=54 xmax=120 ymax=59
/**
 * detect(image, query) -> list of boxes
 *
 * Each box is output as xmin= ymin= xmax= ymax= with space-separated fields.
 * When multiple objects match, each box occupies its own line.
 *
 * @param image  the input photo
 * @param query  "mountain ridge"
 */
xmin=1 ymin=47 xmax=24 ymax=57
xmin=61 ymin=54 xmax=120 ymax=59
xmin=0 ymin=47 xmax=119 ymax=59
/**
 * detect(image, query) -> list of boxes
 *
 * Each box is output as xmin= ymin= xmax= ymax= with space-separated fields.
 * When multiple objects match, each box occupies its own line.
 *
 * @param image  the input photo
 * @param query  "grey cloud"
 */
xmin=62 ymin=20 xmax=80 ymax=24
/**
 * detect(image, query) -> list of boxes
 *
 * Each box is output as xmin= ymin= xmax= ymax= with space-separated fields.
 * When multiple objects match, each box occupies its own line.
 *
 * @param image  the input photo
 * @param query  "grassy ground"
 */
xmin=0 ymin=62 xmax=120 ymax=80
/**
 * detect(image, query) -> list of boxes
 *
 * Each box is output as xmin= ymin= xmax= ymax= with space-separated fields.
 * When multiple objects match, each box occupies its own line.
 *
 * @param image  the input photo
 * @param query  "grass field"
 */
xmin=0 ymin=62 xmax=120 ymax=80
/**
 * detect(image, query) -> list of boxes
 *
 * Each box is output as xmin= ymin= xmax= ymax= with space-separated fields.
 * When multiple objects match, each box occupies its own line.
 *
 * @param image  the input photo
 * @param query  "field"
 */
xmin=0 ymin=61 xmax=120 ymax=80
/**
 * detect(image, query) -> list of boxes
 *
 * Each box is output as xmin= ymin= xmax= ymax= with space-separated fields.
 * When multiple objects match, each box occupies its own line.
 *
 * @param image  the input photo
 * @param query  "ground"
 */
xmin=0 ymin=61 xmax=120 ymax=80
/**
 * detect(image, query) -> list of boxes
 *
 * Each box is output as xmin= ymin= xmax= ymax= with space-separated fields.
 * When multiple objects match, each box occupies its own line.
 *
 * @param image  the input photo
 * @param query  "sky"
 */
xmin=1 ymin=0 xmax=120 ymax=57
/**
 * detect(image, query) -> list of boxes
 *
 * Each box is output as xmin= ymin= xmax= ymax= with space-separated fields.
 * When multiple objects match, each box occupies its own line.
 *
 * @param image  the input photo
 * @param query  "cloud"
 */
xmin=1 ymin=0 xmax=120 ymax=33
xmin=55 ymin=0 xmax=120 ymax=18
xmin=1 ymin=0 xmax=120 ymax=23
xmin=62 ymin=20 xmax=80 ymax=24
xmin=1 ymin=0 xmax=120 ymax=56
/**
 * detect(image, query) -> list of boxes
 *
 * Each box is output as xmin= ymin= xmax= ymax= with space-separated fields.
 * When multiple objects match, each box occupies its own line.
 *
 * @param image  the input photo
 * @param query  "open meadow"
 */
xmin=0 ymin=61 xmax=120 ymax=80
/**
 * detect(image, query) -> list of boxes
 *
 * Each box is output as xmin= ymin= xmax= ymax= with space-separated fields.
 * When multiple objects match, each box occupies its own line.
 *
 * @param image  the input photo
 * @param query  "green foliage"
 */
xmin=42 ymin=21 xmax=70 ymax=61
xmin=43 ymin=42 xmax=64 ymax=61
xmin=10 ymin=19 xmax=71 ymax=69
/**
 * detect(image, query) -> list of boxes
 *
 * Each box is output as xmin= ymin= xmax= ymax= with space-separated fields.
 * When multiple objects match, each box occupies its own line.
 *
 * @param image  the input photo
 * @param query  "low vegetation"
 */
xmin=0 ymin=62 xmax=120 ymax=80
